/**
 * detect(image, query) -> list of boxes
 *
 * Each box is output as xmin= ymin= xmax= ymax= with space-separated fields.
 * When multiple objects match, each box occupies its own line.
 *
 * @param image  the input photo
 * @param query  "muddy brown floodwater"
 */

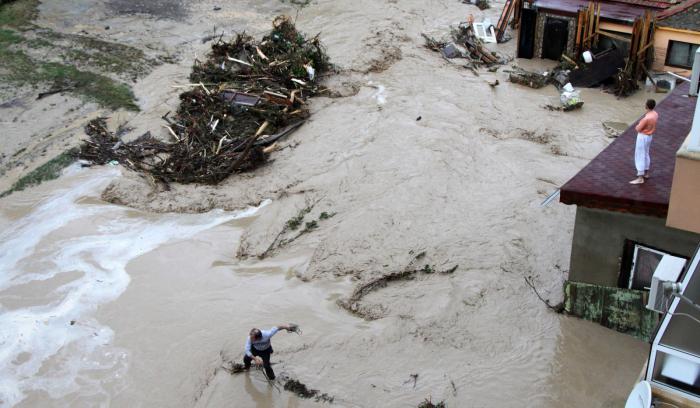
xmin=0 ymin=0 xmax=659 ymax=406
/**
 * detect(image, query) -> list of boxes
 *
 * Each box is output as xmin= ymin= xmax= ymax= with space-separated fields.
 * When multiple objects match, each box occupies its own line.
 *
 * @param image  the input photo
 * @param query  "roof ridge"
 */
xmin=658 ymin=0 xmax=700 ymax=18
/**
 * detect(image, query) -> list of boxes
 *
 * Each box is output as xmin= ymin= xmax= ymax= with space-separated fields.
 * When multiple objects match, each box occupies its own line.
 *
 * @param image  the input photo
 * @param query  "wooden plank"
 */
xmin=586 ymin=5 xmax=592 ymax=49
xmin=597 ymin=29 xmax=631 ymax=42
xmin=636 ymin=41 xmax=653 ymax=56
xmin=575 ymin=11 xmax=584 ymax=53
xmin=594 ymin=2 xmax=601 ymax=47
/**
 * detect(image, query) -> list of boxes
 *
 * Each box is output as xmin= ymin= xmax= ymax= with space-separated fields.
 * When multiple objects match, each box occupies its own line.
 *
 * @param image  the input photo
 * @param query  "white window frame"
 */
xmin=645 ymin=250 xmax=700 ymax=403
xmin=629 ymin=244 xmax=668 ymax=290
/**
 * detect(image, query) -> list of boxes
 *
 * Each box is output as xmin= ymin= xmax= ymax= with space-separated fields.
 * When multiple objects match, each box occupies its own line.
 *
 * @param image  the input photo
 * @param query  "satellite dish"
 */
xmin=625 ymin=381 xmax=652 ymax=408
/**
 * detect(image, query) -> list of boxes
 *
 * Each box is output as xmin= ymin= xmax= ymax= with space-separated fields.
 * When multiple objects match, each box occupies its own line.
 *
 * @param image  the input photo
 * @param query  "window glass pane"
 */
xmin=631 ymin=246 xmax=663 ymax=290
xmin=652 ymin=351 xmax=700 ymax=397
xmin=667 ymin=41 xmax=700 ymax=68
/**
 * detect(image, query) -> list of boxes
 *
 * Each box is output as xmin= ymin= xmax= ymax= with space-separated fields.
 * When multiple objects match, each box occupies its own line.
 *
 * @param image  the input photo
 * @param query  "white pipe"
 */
xmin=689 ymin=91 xmax=700 ymax=152
xmin=691 ymin=48 xmax=700 ymax=96
xmin=667 ymin=71 xmax=691 ymax=83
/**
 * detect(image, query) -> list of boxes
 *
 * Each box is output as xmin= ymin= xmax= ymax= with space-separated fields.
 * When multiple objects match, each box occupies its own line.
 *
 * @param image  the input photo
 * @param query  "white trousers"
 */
xmin=635 ymin=133 xmax=652 ymax=176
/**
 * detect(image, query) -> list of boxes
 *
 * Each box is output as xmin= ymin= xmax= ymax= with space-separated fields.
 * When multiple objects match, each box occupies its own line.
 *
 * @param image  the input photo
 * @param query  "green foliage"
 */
xmin=0 ymin=1 xmax=150 ymax=110
xmin=319 ymin=211 xmax=336 ymax=220
xmin=0 ymin=0 xmax=39 ymax=29
xmin=42 ymin=63 xmax=139 ymax=110
xmin=0 ymin=27 xmax=21 ymax=43
xmin=303 ymin=220 xmax=318 ymax=231
xmin=0 ymin=149 xmax=77 ymax=198
xmin=287 ymin=206 xmax=312 ymax=230
xmin=0 ymin=34 xmax=139 ymax=110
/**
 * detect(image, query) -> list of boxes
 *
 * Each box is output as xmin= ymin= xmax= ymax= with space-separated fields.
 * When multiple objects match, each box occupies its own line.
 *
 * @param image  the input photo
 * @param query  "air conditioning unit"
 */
xmin=646 ymin=255 xmax=686 ymax=313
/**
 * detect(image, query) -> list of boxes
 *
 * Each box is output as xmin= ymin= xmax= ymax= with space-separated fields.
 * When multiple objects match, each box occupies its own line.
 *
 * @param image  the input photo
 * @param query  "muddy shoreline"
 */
xmin=0 ymin=0 xmax=654 ymax=406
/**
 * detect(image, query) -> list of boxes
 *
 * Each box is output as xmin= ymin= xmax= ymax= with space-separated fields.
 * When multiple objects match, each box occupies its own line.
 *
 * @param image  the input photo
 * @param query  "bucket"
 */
xmin=582 ymin=51 xmax=593 ymax=63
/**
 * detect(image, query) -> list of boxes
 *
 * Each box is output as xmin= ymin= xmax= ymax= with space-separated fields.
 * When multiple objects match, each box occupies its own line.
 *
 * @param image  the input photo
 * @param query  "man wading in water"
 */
xmin=244 ymin=324 xmax=297 ymax=380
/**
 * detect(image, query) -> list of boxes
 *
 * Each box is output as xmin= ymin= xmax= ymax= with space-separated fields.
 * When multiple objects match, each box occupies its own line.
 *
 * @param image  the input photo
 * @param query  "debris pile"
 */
xmin=422 ymin=22 xmax=506 ymax=71
xmin=283 ymin=379 xmax=334 ymax=402
xmin=506 ymin=66 xmax=584 ymax=111
xmin=418 ymin=398 xmax=447 ymax=408
xmin=80 ymin=16 xmax=331 ymax=184
xmin=507 ymin=68 xmax=548 ymax=89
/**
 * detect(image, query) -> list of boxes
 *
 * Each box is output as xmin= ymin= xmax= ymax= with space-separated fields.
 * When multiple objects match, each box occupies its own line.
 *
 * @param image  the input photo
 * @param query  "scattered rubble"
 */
xmin=422 ymin=22 xmax=506 ymax=71
xmin=79 ymin=16 xmax=332 ymax=185
xmin=507 ymin=68 xmax=548 ymax=89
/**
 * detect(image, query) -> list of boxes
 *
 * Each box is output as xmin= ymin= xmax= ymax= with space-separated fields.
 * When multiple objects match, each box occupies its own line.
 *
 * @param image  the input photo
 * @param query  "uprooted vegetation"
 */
xmin=79 ymin=16 xmax=332 ymax=184
xmin=338 ymin=252 xmax=459 ymax=320
xmin=283 ymin=379 xmax=334 ymax=402
xmin=258 ymin=199 xmax=336 ymax=259
xmin=219 ymin=356 xmax=334 ymax=403
xmin=418 ymin=398 xmax=447 ymax=408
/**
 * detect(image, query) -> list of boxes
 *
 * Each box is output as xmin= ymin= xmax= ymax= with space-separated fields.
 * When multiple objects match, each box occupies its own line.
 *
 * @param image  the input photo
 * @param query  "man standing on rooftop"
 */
xmin=630 ymin=99 xmax=658 ymax=185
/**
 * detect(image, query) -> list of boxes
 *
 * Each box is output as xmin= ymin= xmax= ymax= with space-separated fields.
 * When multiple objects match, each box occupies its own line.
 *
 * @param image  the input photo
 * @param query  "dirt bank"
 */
xmin=0 ymin=0 xmax=655 ymax=406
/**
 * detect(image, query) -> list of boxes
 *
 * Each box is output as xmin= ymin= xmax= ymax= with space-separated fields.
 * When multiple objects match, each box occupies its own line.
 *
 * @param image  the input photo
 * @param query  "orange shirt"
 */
xmin=635 ymin=110 xmax=658 ymax=135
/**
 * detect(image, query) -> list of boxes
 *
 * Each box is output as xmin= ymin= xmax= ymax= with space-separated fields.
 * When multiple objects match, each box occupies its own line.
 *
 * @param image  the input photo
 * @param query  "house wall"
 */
xmin=569 ymin=207 xmax=700 ymax=286
xmin=667 ymin=137 xmax=700 ymax=234
xmin=599 ymin=21 xmax=633 ymax=34
xmin=653 ymin=26 xmax=700 ymax=76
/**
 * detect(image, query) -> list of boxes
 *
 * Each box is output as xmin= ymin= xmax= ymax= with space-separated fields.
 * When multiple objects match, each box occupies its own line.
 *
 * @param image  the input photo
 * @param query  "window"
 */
xmin=629 ymin=244 xmax=665 ymax=290
xmin=666 ymin=40 xmax=700 ymax=69
xmin=618 ymin=241 xmax=687 ymax=290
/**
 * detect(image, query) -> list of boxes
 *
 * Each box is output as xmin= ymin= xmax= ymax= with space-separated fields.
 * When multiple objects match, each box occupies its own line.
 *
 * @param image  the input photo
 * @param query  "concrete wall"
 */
xmin=569 ymin=207 xmax=700 ymax=286
xmin=667 ymin=136 xmax=700 ymax=234
xmin=653 ymin=26 xmax=700 ymax=76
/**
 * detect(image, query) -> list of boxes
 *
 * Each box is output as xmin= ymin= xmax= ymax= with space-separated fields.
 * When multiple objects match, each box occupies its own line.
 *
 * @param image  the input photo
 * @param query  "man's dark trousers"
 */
xmin=244 ymin=346 xmax=275 ymax=379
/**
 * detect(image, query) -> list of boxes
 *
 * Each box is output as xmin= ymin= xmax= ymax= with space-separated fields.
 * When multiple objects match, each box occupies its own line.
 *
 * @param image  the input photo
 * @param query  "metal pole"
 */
xmin=691 ymin=78 xmax=700 ymax=152
xmin=690 ymin=48 xmax=700 ymax=96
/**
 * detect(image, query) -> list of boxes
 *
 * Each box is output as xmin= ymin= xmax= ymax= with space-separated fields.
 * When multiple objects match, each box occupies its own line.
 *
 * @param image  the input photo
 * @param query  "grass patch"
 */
xmin=39 ymin=63 xmax=139 ymax=110
xmin=0 ymin=27 xmax=21 ymax=43
xmin=0 ymin=0 xmax=148 ymax=110
xmin=0 ymin=0 xmax=39 ymax=29
xmin=0 ymin=43 xmax=139 ymax=110
xmin=0 ymin=148 xmax=77 ymax=198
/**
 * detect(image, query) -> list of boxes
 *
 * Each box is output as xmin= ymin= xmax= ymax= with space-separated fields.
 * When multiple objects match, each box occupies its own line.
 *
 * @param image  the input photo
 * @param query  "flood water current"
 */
xmin=0 ymin=167 xmax=356 ymax=407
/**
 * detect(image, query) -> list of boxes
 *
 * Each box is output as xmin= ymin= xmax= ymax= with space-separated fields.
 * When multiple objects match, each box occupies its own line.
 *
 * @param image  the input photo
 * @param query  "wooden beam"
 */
xmin=597 ymin=29 xmax=631 ymax=42
xmin=636 ymin=40 xmax=653 ymax=56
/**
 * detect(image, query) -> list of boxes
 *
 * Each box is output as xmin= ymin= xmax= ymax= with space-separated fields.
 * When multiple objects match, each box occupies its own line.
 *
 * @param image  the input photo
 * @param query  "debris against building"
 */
xmin=499 ymin=0 xmax=700 ymax=94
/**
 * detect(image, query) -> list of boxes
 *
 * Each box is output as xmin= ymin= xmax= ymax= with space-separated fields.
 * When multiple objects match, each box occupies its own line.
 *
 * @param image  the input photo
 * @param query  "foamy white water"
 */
xmin=0 ymin=168 xmax=269 ymax=406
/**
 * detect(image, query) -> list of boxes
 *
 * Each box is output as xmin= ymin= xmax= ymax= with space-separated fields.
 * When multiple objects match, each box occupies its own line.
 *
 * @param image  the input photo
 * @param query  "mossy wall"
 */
xmin=564 ymin=280 xmax=659 ymax=341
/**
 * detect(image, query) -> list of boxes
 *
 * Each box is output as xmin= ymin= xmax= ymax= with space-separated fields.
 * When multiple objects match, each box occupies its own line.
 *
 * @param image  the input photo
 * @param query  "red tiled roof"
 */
xmin=607 ymin=0 xmax=679 ymax=10
xmin=658 ymin=0 xmax=700 ymax=17
xmin=534 ymin=0 xmax=686 ymax=22
xmin=534 ymin=0 xmax=649 ymax=21
xmin=560 ymin=82 xmax=694 ymax=218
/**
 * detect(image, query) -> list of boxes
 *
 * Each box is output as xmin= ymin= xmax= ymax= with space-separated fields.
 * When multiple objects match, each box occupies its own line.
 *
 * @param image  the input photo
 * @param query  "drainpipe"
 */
xmin=689 ymin=49 xmax=700 ymax=151
xmin=690 ymin=48 xmax=700 ymax=97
